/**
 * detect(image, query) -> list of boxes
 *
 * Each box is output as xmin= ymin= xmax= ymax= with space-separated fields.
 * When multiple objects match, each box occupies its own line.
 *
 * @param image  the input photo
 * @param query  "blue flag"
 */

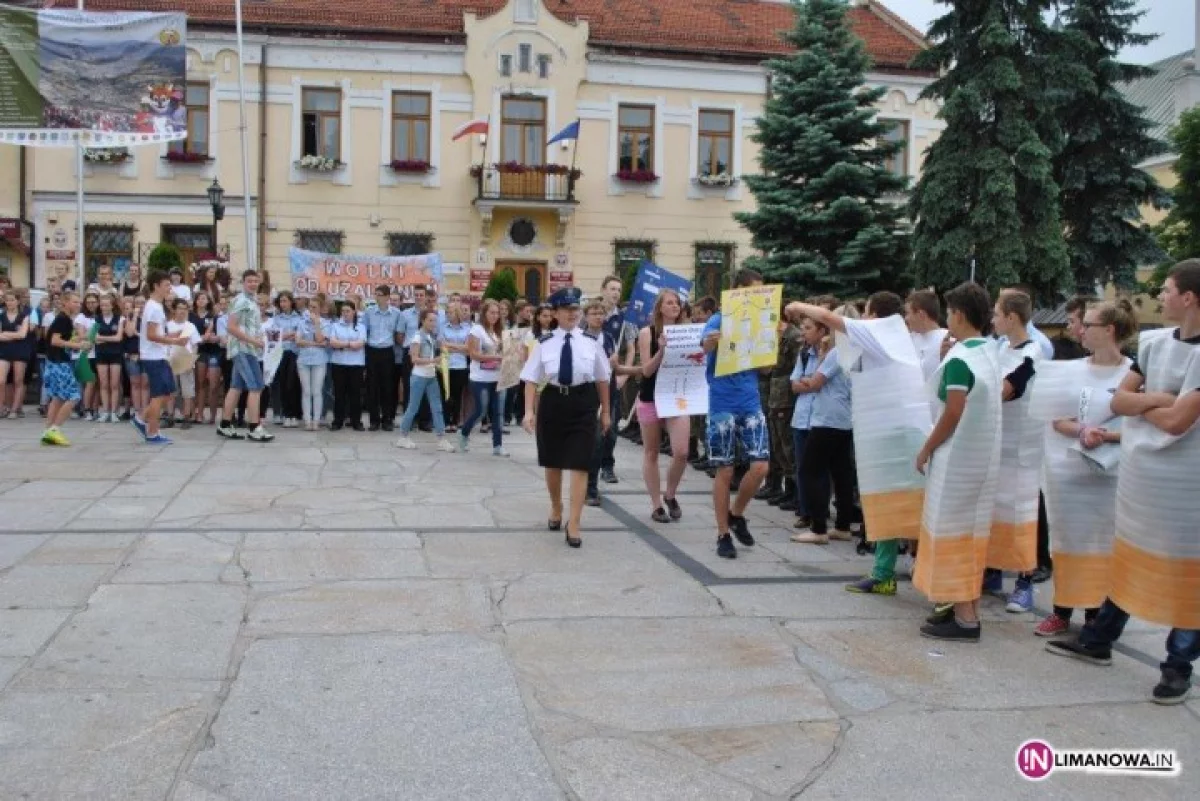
xmin=547 ymin=119 xmax=580 ymax=145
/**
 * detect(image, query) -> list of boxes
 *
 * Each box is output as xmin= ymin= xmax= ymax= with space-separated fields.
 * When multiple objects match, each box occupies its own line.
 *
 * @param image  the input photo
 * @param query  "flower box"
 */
xmin=388 ymin=159 xmax=433 ymax=174
xmin=296 ymin=155 xmax=344 ymax=172
xmin=469 ymin=162 xmax=581 ymax=180
xmin=615 ymin=169 xmax=660 ymax=184
xmin=695 ymin=172 xmax=737 ymax=188
xmin=164 ymin=150 xmax=212 ymax=164
xmin=83 ymin=147 xmax=131 ymax=164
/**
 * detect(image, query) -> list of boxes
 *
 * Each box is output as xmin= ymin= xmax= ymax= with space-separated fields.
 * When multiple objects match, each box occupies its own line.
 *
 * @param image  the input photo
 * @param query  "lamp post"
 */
xmin=207 ymin=178 xmax=225 ymax=260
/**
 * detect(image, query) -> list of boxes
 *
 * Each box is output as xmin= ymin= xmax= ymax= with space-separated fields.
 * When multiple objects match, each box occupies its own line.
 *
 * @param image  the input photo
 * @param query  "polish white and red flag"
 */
xmin=451 ymin=119 xmax=489 ymax=141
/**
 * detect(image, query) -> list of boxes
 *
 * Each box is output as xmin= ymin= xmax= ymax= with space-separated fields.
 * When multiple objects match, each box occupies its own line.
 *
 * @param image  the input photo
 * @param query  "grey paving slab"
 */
xmin=0 ymin=499 xmax=92 ymax=530
xmin=0 ymin=609 xmax=72 ymax=657
xmin=111 ymin=532 xmax=237 ymax=583
xmin=0 ymin=656 xmax=23 ymax=687
xmin=67 ymin=496 xmax=174 ymax=530
xmin=424 ymin=531 xmax=670 ymax=579
xmin=556 ymin=737 xmax=755 ymax=801
xmin=245 ymin=579 xmax=492 ymax=636
xmin=0 ymin=533 xmax=49 ymax=568
xmin=29 ymin=584 xmax=244 ymax=687
xmin=2 ymin=480 xmax=120 ymax=500
xmin=499 ymin=570 xmax=723 ymax=621
xmin=242 ymin=530 xmax=420 ymax=550
xmin=239 ymin=547 xmax=429 ymax=582
xmin=187 ymin=634 xmax=561 ymax=801
xmin=506 ymin=617 xmax=837 ymax=732
xmin=0 ymin=564 xmax=110 ymax=608
xmin=191 ymin=462 xmax=322 ymax=485
xmin=710 ymin=581 xmax=933 ymax=620
xmin=26 ymin=533 xmax=139 ymax=565
xmin=0 ymin=689 xmax=211 ymax=801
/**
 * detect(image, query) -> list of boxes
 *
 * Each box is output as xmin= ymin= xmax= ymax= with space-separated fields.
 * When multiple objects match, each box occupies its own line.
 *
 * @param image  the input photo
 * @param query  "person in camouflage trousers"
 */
xmin=755 ymin=313 xmax=804 ymax=509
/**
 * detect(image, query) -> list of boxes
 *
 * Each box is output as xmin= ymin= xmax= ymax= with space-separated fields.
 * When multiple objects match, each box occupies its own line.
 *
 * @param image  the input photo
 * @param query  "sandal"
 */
xmin=564 ymin=524 xmax=581 ymax=548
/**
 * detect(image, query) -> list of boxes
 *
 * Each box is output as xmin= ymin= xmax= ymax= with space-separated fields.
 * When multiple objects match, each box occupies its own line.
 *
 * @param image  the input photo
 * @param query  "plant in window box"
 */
xmin=296 ymin=155 xmax=343 ymax=172
xmin=83 ymin=147 xmax=131 ymax=164
xmin=165 ymin=150 xmax=211 ymax=164
xmin=615 ymin=169 xmax=659 ymax=184
xmin=388 ymin=159 xmax=433 ymax=174
xmin=496 ymin=161 xmax=531 ymax=174
xmin=542 ymin=164 xmax=583 ymax=180
xmin=696 ymin=172 xmax=736 ymax=188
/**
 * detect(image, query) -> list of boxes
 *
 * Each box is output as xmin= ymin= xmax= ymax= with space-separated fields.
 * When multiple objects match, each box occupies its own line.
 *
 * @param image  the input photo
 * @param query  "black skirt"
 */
xmin=537 ymin=383 xmax=600 ymax=471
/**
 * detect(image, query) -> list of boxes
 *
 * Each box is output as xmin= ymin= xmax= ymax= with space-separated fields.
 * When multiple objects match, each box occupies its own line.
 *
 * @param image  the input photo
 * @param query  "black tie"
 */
xmin=558 ymin=333 xmax=573 ymax=386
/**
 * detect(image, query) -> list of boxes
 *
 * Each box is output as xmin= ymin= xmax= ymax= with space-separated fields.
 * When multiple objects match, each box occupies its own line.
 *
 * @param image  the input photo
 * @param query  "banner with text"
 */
xmin=715 ymin=284 xmax=783 ymax=377
xmin=289 ymin=247 xmax=443 ymax=302
xmin=624 ymin=262 xmax=693 ymax=330
xmin=0 ymin=6 xmax=188 ymax=146
xmin=654 ymin=324 xmax=709 ymax=418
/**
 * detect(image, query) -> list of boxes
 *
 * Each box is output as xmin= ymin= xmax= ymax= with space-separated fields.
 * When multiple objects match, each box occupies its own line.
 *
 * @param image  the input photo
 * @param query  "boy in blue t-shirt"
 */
xmin=701 ymin=269 xmax=771 ymax=559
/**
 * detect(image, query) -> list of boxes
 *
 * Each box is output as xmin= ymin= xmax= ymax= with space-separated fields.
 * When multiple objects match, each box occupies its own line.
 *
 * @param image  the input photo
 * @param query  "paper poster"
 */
xmin=0 ymin=7 xmax=188 ymax=146
xmin=654 ymin=324 xmax=709 ymax=418
xmin=715 ymin=285 xmax=782 ymax=377
xmin=624 ymin=262 xmax=693 ymax=330
xmin=261 ymin=337 xmax=284 ymax=385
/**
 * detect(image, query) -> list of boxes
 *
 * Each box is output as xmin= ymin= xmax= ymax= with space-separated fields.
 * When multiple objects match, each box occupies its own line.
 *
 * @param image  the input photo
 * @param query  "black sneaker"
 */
xmin=664 ymin=497 xmax=682 ymax=520
xmin=1030 ymin=565 xmax=1053 ymax=584
xmin=369 ymin=423 xmax=381 ymax=432
xmin=600 ymin=468 xmax=618 ymax=484
xmin=382 ymin=421 xmax=394 ymax=432
xmin=330 ymin=421 xmax=344 ymax=431
xmin=1044 ymin=638 xmax=1113 ymax=666
xmin=920 ymin=618 xmax=981 ymax=643
xmin=585 ymin=492 xmax=601 ymax=507
xmin=716 ymin=534 xmax=737 ymax=559
xmin=729 ymin=514 xmax=755 ymax=546
xmin=216 ymin=422 xmax=243 ymax=440
xmin=926 ymin=603 xmax=954 ymax=625
xmin=1152 ymin=669 xmax=1192 ymax=705
xmin=651 ymin=507 xmax=670 ymax=523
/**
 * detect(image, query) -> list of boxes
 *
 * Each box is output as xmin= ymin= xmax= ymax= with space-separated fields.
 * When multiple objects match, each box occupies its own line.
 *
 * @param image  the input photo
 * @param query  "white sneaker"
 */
xmin=899 ymin=553 xmax=916 ymax=578
xmin=246 ymin=425 xmax=275 ymax=443
xmin=283 ymin=418 xmax=298 ymax=429
xmin=437 ymin=439 xmax=457 ymax=453
xmin=457 ymin=433 xmax=469 ymax=453
xmin=394 ymin=436 xmax=417 ymax=449
xmin=492 ymin=446 xmax=510 ymax=458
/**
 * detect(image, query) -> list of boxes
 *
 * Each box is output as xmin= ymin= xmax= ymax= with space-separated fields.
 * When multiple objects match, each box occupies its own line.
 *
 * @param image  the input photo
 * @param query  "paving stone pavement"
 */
xmin=0 ymin=418 xmax=1195 ymax=800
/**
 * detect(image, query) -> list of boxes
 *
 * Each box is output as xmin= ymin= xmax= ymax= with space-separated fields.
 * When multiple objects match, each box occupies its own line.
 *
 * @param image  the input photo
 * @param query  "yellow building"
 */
xmin=1 ymin=0 xmax=939 ymax=298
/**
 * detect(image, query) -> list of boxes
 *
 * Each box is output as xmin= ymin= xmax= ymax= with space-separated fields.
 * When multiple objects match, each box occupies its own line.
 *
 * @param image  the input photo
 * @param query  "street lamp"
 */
xmin=207 ymin=178 xmax=225 ymax=259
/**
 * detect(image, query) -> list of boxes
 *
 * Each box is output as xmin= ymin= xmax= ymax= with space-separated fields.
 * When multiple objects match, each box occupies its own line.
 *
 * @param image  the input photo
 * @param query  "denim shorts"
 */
xmin=200 ymin=353 xmax=222 ymax=369
xmin=142 ymin=359 xmax=175 ymax=399
xmin=124 ymin=356 xmax=143 ymax=378
xmin=705 ymin=410 xmax=770 ymax=467
xmin=230 ymin=353 xmax=265 ymax=392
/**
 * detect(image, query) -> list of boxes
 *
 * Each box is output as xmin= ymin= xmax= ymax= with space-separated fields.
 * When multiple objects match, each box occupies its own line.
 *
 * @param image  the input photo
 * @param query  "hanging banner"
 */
xmin=624 ymin=262 xmax=693 ymax=330
xmin=653 ymin=323 xmax=709 ymax=418
xmin=715 ymin=284 xmax=783 ymax=377
xmin=288 ymin=247 xmax=444 ymax=302
xmin=0 ymin=6 xmax=188 ymax=146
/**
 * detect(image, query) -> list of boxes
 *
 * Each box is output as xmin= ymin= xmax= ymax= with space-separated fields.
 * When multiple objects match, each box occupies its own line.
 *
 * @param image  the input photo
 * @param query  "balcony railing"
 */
xmin=472 ymin=164 xmax=579 ymax=203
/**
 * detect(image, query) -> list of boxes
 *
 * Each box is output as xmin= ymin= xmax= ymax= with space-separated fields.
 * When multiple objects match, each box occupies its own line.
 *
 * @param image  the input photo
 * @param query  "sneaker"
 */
xmin=716 ymin=534 xmax=737 ymax=559
xmin=926 ymin=603 xmax=954 ymax=625
xmin=1152 ymin=669 xmax=1192 ymax=705
xmin=1006 ymin=582 xmax=1034 ymax=613
xmin=492 ymin=446 xmax=510 ymax=457
xmin=729 ymin=514 xmax=755 ymax=546
xmin=600 ymin=468 xmax=618 ymax=484
xmin=131 ymin=415 xmax=148 ymax=438
xmin=395 ymin=436 xmax=417 ymax=449
xmin=144 ymin=434 xmax=173 ymax=445
xmin=898 ymin=553 xmax=916 ymax=578
xmin=651 ymin=507 xmax=670 ymax=523
xmin=1034 ymin=613 xmax=1070 ymax=638
xmin=920 ymin=618 xmax=981 ymax=643
xmin=246 ymin=425 xmax=275 ymax=443
xmin=83 ymin=410 xmax=95 ymax=422
xmin=982 ymin=569 xmax=1004 ymax=596
xmin=438 ymin=439 xmax=457 ymax=453
xmin=1030 ymin=565 xmax=1053 ymax=584
xmin=1044 ymin=638 xmax=1113 ymax=666
xmin=844 ymin=576 xmax=897 ymax=595
xmin=585 ymin=492 xmax=601 ymax=507
xmin=179 ymin=419 xmax=192 ymax=430
xmin=119 ymin=410 xmax=132 ymax=422
xmin=793 ymin=516 xmax=813 ymax=530
xmin=791 ymin=532 xmax=829 ymax=545
xmin=829 ymin=529 xmax=854 ymax=542
xmin=664 ymin=497 xmax=682 ymax=520
xmin=40 ymin=428 xmax=70 ymax=446
xmin=457 ymin=433 xmax=469 ymax=453
xmin=216 ymin=422 xmax=243 ymax=440
xmin=284 ymin=418 xmax=299 ymax=429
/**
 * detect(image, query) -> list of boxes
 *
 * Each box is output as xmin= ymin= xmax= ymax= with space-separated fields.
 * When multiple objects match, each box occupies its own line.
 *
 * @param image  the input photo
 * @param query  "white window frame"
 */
xmin=514 ymin=0 xmax=538 ymax=24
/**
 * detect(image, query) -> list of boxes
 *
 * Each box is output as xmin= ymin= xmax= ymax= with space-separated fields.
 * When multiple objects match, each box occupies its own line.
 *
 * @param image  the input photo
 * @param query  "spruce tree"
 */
xmin=734 ymin=0 xmax=909 ymax=297
xmin=1054 ymin=0 xmax=1169 ymax=293
xmin=909 ymin=0 xmax=1070 ymax=300
xmin=1157 ymin=107 xmax=1200 ymax=261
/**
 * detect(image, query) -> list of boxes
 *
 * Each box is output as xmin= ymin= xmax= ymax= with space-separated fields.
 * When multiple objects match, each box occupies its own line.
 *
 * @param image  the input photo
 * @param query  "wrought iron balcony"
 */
xmin=471 ymin=163 xmax=579 ymax=203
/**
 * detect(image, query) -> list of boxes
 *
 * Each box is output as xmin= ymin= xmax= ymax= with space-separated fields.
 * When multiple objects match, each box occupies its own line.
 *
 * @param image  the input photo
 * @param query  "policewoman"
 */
xmin=521 ymin=287 xmax=612 ymax=547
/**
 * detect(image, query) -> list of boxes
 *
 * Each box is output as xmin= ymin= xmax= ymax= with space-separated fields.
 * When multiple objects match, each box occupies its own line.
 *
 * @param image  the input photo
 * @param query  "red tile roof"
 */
xmin=56 ymin=0 xmax=924 ymax=70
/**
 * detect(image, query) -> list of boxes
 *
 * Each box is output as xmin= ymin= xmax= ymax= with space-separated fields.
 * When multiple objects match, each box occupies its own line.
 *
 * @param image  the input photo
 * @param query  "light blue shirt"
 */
xmin=296 ymin=317 xmax=331 ymax=367
xmin=809 ymin=348 xmax=852 ymax=430
xmin=328 ymin=319 xmax=366 ymax=366
xmin=442 ymin=320 xmax=471 ymax=370
xmin=363 ymin=305 xmax=401 ymax=349
xmin=789 ymin=345 xmax=820 ymax=431
xmin=271 ymin=310 xmax=302 ymax=353
xmin=400 ymin=306 xmax=446 ymax=343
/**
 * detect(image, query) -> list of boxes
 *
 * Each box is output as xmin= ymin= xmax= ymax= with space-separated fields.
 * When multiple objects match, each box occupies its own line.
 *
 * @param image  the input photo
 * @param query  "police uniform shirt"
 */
xmin=520 ymin=327 xmax=612 ymax=386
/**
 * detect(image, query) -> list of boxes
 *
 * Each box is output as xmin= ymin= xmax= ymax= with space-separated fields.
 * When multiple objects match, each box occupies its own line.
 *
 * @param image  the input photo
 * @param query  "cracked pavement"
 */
xmin=0 ymin=419 xmax=1195 ymax=800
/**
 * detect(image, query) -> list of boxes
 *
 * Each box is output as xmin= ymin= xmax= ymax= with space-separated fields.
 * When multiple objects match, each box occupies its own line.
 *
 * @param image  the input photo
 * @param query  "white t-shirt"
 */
xmin=139 ymin=299 xmax=171 ymax=360
xmin=71 ymin=313 xmax=93 ymax=360
xmin=468 ymin=323 xmax=502 ymax=383
xmin=170 ymin=283 xmax=193 ymax=303
xmin=166 ymin=319 xmax=201 ymax=354
xmin=910 ymin=328 xmax=949 ymax=381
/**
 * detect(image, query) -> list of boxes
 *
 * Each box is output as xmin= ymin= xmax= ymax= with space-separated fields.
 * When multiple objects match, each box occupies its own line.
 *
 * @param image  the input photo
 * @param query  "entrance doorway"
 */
xmin=161 ymin=225 xmax=215 ymax=273
xmin=498 ymin=261 xmax=547 ymax=305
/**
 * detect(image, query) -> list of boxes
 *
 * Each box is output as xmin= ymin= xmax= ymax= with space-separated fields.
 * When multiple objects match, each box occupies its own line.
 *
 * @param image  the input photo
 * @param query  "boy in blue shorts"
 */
xmin=134 ymin=271 xmax=191 ymax=445
xmin=701 ymin=269 xmax=771 ymax=559
xmin=40 ymin=292 xmax=88 ymax=446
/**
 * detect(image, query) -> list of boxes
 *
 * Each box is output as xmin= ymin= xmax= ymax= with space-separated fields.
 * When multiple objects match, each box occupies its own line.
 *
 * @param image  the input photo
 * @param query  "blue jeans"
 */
xmin=1080 ymin=598 xmax=1200 ymax=680
xmin=461 ymin=380 xmax=502 ymax=448
xmin=398 ymin=374 xmax=444 ymax=435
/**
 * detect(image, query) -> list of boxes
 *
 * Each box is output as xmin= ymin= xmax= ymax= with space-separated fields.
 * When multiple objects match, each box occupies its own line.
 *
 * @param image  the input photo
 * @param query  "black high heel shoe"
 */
xmin=564 ymin=524 xmax=581 ymax=548
xmin=547 ymin=518 xmax=562 ymax=531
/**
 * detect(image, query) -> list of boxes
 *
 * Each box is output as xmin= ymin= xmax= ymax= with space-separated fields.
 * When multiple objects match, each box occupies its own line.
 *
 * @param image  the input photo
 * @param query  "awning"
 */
xmin=0 ymin=219 xmax=33 ymax=255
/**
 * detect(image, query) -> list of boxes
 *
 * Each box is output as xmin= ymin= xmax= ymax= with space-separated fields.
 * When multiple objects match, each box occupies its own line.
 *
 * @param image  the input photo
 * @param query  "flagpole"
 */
xmin=76 ymin=0 xmax=85 ymax=289
xmin=233 ymin=0 xmax=255 ymax=269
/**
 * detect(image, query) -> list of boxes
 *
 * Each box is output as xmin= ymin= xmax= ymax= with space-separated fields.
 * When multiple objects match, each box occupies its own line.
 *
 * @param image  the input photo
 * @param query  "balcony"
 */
xmin=472 ymin=163 xmax=580 ymax=246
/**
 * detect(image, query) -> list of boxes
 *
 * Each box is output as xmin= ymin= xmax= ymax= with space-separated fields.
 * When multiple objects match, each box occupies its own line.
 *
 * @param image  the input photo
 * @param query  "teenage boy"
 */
xmin=363 ymin=285 xmax=402 ymax=431
xmin=166 ymin=298 xmax=201 ymax=430
xmin=218 ymin=270 xmax=274 ymax=442
xmin=599 ymin=274 xmax=638 ymax=482
xmin=133 ymin=272 xmax=191 ymax=445
xmin=1046 ymin=259 xmax=1200 ymax=705
xmin=583 ymin=300 xmax=616 ymax=505
xmin=40 ymin=291 xmax=88 ymax=446
xmin=702 ymin=269 xmax=771 ymax=559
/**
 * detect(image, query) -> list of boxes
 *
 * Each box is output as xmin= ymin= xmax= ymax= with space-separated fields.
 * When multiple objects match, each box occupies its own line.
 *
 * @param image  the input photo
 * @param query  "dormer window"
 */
xmin=515 ymin=0 xmax=537 ymax=24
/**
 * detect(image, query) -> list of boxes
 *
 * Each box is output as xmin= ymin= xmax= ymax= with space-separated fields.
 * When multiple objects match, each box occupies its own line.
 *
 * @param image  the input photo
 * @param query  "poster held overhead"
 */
xmin=624 ymin=262 xmax=693 ymax=330
xmin=715 ymin=285 xmax=782 ymax=377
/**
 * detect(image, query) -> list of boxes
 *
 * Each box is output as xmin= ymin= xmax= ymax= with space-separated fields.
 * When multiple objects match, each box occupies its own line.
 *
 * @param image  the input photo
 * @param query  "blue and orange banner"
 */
xmin=288 ymin=247 xmax=444 ymax=302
